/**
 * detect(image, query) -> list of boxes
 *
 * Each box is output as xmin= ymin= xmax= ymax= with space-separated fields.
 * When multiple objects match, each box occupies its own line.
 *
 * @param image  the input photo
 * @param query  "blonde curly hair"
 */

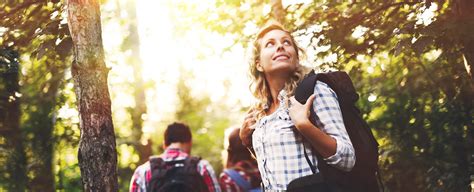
xmin=249 ymin=21 xmax=311 ymax=120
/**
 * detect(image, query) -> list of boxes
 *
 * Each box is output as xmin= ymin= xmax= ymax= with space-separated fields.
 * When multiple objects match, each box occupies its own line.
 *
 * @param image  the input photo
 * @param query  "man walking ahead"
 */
xmin=130 ymin=122 xmax=221 ymax=192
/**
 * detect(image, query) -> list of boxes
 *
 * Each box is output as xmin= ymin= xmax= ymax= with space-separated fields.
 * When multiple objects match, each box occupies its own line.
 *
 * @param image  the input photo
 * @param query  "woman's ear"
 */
xmin=256 ymin=60 xmax=264 ymax=72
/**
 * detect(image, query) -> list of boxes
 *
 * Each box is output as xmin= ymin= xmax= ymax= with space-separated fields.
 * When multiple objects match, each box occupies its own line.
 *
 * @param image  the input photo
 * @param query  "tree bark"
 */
xmin=66 ymin=0 xmax=118 ymax=191
xmin=270 ymin=0 xmax=286 ymax=24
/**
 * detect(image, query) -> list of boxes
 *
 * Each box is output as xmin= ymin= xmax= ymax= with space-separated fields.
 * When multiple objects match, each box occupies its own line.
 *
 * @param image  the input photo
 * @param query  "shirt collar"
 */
xmin=264 ymin=89 xmax=288 ymax=110
xmin=277 ymin=89 xmax=288 ymax=105
xmin=163 ymin=147 xmax=189 ymax=158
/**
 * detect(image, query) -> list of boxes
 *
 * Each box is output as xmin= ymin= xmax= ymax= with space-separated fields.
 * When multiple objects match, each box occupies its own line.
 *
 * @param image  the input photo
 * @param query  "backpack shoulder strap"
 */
xmin=315 ymin=71 xmax=359 ymax=105
xmin=188 ymin=156 xmax=202 ymax=164
xmin=295 ymin=70 xmax=360 ymax=129
xmin=294 ymin=69 xmax=317 ymax=104
xmin=147 ymin=156 xmax=166 ymax=191
xmin=186 ymin=156 xmax=209 ymax=192
xmin=294 ymin=70 xmax=318 ymax=127
xmin=224 ymin=169 xmax=251 ymax=191
xmin=295 ymin=70 xmax=358 ymax=104
xmin=149 ymin=156 xmax=164 ymax=165
xmin=184 ymin=156 xmax=202 ymax=172
xmin=149 ymin=156 xmax=166 ymax=176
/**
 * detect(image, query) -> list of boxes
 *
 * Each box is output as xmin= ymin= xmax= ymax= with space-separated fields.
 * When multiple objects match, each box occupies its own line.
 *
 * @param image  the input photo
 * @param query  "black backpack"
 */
xmin=147 ymin=156 xmax=209 ymax=192
xmin=292 ymin=70 xmax=381 ymax=192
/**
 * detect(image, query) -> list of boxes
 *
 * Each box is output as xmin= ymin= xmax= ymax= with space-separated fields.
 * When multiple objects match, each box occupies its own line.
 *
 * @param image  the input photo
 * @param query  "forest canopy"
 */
xmin=0 ymin=0 xmax=472 ymax=191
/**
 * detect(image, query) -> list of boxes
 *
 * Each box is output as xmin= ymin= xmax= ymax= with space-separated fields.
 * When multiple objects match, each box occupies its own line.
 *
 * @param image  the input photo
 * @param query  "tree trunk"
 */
xmin=28 ymin=108 xmax=55 ymax=192
xmin=0 ymin=49 xmax=27 ymax=191
xmin=123 ymin=0 xmax=151 ymax=165
xmin=270 ymin=0 xmax=286 ymax=24
xmin=66 ymin=0 xmax=118 ymax=191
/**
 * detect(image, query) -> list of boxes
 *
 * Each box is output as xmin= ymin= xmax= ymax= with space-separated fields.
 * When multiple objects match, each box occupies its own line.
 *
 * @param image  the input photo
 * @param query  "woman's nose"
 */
xmin=276 ymin=42 xmax=285 ymax=51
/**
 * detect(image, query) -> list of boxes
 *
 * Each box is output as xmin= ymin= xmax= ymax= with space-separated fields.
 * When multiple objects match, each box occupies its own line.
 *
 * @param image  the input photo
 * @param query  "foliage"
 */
xmin=1 ymin=0 xmax=74 ymax=191
xmin=296 ymin=1 xmax=473 ymax=191
xmin=0 ymin=48 xmax=26 ymax=191
xmin=1 ymin=0 xmax=472 ymax=191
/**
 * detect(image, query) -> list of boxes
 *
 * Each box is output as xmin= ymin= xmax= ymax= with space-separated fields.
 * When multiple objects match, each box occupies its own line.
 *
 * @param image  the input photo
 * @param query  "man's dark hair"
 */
xmin=227 ymin=128 xmax=253 ymax=166
xmin=164 ymin=122 xmax=192 ymax=146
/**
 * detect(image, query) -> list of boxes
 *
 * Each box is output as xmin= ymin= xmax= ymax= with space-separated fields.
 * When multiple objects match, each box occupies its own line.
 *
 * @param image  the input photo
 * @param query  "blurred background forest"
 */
xmin=0 ymin=0 xmax=472 ymax=191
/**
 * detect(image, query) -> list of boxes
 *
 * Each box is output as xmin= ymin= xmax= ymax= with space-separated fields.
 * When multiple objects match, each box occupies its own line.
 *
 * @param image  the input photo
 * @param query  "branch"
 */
xmin=359 ymin=1 xmax=420 ymax=22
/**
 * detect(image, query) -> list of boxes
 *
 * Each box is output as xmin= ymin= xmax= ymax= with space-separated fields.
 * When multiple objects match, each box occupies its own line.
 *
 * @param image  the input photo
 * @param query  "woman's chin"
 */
xmin=272 ymin=60 xmax=296 ymax=69
xmin=266 ymin=66 xmax=297 ymax=76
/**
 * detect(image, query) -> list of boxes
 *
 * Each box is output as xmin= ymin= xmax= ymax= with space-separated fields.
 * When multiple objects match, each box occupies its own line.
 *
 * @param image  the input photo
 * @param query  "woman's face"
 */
xmin=257 ymin=29 xmax=298 ymax=76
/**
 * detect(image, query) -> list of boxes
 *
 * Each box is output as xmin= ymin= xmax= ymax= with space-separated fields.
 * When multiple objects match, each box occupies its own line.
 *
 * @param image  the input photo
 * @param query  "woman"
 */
xmin=240 ymin=21 xmax=355 ymax=191
xmin=219 ymin=128 xmax=261 ymax=192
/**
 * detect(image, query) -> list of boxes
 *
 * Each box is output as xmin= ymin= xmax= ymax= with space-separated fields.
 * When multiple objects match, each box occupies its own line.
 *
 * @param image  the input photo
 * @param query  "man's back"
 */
xmin=129 ymin=148 xmax=221 ymax=192
xmin=147 ymin=156 xmax=206 ymax=191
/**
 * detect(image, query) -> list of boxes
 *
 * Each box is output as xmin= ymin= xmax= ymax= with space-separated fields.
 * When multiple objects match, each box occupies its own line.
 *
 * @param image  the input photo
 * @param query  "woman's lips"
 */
xmin=273 ymin=54 xmax=289 ymax=61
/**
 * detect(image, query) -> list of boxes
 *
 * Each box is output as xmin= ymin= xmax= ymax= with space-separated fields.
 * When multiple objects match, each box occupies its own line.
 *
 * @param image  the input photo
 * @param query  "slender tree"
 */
xmin=122 ymin=0 xmax=151 ymax=165
xmin=66 ymin=0 xmax=118 ymax=191
xmin=0 ymin=48 xmax=27 ymax=191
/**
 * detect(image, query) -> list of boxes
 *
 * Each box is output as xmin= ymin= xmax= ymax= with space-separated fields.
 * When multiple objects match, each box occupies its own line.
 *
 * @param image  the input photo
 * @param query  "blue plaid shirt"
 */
xmin=252 ymin=81 xmax=355 ymax=191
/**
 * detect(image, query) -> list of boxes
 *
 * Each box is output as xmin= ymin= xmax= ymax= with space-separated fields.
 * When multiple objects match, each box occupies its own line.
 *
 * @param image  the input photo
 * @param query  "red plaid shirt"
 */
xmin=129 ymin=148 xmax=221 ymax=192
xmin=219 ymin=161 xmax=261 ymax=192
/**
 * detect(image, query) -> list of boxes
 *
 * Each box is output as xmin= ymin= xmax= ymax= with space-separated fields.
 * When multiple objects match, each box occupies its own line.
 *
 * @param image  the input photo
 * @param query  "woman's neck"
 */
xmin=266 ymin=75 xmax=287 ymax=113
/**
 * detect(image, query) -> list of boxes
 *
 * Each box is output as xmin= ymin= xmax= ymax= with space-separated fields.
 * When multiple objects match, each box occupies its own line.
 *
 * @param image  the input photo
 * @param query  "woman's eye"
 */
xmin=283 ymin=40 xmax=292 ymax=45
xmin=265 ymin=42 xmax=274 ymax=47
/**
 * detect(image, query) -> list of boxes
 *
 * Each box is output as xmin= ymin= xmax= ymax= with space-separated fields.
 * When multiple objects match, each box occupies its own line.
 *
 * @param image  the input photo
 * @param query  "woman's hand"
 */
xmin=288 ymin=94 xmax=316 ymax=130
xmin=240 ymin=108 xmax=257 ymax=147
